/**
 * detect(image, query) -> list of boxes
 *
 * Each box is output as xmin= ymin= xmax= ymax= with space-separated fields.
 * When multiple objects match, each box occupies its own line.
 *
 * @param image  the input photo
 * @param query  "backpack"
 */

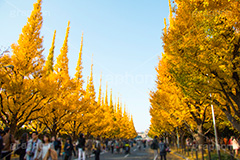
xmin=150 ymin=143 xmax=154 ymax=149
xmin=151 ymin=140 xmax=158 ymax=150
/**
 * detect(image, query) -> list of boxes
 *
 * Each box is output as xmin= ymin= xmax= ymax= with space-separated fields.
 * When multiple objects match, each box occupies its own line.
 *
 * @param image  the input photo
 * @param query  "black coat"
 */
xmin=77 ymin=138 xmax=85 ymax=149
xmin=152 ymin=139 xmax=158 ymax=150
xmin=159 ymin=142 xmax=167 ymax=156
xmin=64 ymin=143 xmax=74 ymax=156
xmin=0 ymin=135 xmax=3 ymax=153
xmin=53 ymin=140 xmax=61 ymax=150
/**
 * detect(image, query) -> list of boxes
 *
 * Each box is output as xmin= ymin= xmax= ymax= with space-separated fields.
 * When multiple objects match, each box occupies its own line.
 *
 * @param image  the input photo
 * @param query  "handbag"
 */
xmin=49 ymin=148 xmax=58 ymax=160
xmin=43 ymin=148 xmax=58 ymax=160
xmin=43 ymin=144 xmax=58 ymax=160
xmin=166 ymin=147 xmax=171 ymax=152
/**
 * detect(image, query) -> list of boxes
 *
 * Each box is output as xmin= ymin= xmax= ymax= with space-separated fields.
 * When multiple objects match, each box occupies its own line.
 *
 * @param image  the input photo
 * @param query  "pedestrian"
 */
xmin=0 ymin=129 xmax=4 ymax=159
xmin=152 ymin=136 xmax=158 ymax=160
xmin=143 ymin=140 xmax=146 ymax=151
xmin=224 ymin=137 xmax=228 ymax=146
xmin=85 ymin=136 xmax=93 ymax=158
xmin=26 ymin=131 xmax=42 ymax=160
xmin=111 ymin=140 xmax=115 ymax=154
xmin=137 ymin=140 xmax=141 ymax=150
xmin=228 ymin=136 xmax=233 ymax=151
xmin=232 ymin=136 xmax=239 ymax=156
xmin=105 ymin=138 xmax=109 ymax=151
xmin=40 ymin=135 xmax=54 ymax=160
xmin=124 ymin=140 xmax=130 ymax=154
xmin=119 ymin=139 xmax=123 ymax=154
xmin=52 ymin=136 xmax=61 ymax=158
xmin=17 ymin=133 xmax=28 ymax=160
xmin=108 ymin=140 xmax=112 ymax=152
xmin=93 ymin=137 xmax=101 ymax=160
xmin=1 ymin=127 xmax=16 ymax=160
xmin=77 ymin=133 xmax=86 ymax=160
xmin=64 ymin=137 xmax=74 ymax=160
xmin=130 ymin=140 xmax=134 ymax=148
xmin=57 ymin=137 xmax=62 ymax=157
xmin=159 ymin=137 xmax=167 ymax=160
xmin=115 ymin=139 xmax=120 ymax=154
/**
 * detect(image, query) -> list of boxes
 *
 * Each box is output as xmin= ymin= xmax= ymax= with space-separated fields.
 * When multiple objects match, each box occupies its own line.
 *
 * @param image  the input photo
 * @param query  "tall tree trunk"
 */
xmin=180 ymin=131 xmax=186 ymax=148
xmin=10 ymin=119 xmax=17 ymax=136
xmin=51 ymin=123 xmax=57 ymax=138
xmin=223 ymin=110 xmax=240 ymax=132
xmin=193 ymin=124 xmax=204 ymax=159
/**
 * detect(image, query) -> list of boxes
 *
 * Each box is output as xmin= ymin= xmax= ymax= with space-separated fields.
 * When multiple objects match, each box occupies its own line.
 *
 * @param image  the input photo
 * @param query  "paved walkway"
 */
xmin=75 ymin=147 xmax=184 ymax=160
xmin=11 ymin=146 xmax=184 ymax=160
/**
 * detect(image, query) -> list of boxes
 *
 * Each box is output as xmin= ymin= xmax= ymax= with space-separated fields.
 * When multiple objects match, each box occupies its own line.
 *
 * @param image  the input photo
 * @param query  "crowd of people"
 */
xmin=185 ymin=136 xmax=240 ymax=158
xmin=0 ymin=127 xmax=139 ymax=160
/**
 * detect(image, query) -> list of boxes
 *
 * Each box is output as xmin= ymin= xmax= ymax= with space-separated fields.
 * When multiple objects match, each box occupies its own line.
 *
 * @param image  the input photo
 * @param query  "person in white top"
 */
xmin=40 ymin=135 xmax=54 ymax=160
xmin=232 ymin=136 xmax=240 ymax=156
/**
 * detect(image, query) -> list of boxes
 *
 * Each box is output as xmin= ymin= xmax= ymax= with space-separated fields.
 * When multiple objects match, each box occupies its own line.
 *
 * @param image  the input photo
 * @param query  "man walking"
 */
xmin=159 ymin=137 xmax=167 ymax=160
xmin=77 ymin=133 xmax=86 ymax=160
xmin=85 ymin=136 xmax=93 ymax=158
xmin=1 ymin=127 xmax=15 ymax=160
xmin=152 ymin=136 xmax=159 ymax=160
xmin=0 ymin=129 xmax=4 ymax=159
xmin=26 ymin=131 xmax=42 ymax=160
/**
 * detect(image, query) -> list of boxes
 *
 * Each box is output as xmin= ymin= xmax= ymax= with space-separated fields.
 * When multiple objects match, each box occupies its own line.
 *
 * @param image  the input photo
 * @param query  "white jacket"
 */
xmin=26 ymin=138 xmax=42 ymax=160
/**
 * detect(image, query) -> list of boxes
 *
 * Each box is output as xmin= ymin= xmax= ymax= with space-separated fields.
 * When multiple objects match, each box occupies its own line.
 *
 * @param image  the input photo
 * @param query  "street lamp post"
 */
xmin=210 ymin=93 xmax=221 ymax=160
xmin=207 ymin=73 xmax=221 ymax=160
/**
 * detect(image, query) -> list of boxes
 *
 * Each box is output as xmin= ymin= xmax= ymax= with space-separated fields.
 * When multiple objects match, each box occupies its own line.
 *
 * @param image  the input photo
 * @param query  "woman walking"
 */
xmin=77 ymin=133 xmax=86 ymax=160
xmin=18 ymin=133 xmax=28 ymax=160
xmin=64 ymin=137 xmax=74 ymax=160
xmin=93 ymin=137 xmax=101 ymax=160
xmin=41 ymin=135 xmax=54 ymax=160
xmin=232 ymin=136 xmax=239 ymax=156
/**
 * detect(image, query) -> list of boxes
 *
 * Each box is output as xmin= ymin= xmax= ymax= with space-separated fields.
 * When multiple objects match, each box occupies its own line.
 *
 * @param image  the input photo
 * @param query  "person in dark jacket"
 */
xmin=93 ymin=137 xmax=101 ymax=160
xmin=111 ymin=140 xmax=115 ymax=154
xmin=152 ymin=136 xmax=159 ymax=160
xmin=1 ymin=127 xmax=15 ymax=160
xmin=0 ymin=129 xmax=5 ymax=159
xmin=52 ymin=136 xmax=61 ymax=157
xmin=64 ymin=137 xmax=74 ymax=160
xmin=159 ymin=137 xmax=167 ymax=160
xmin=77 ymin=133 xmax=86 ymax=160
xmin=18 ymin=133 xmax=28 ymax=160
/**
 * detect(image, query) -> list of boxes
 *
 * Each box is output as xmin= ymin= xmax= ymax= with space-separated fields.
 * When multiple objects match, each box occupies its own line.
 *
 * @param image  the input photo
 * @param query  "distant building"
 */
xmin=137 ymin=129 xmax=151 ymax=140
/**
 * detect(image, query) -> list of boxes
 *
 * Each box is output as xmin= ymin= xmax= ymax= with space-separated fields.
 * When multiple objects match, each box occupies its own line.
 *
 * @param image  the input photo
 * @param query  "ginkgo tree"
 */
xmin=0 ymin=0 xmax=54 ymax=135
xmin=0 ymin=0 xmax=138 ymax=139
xmin=149 ymin=0 xmax=240 ymax=150
xmin=149 ymin=53 xmax=225 ymax=150
xmin=163 ymin=0 xmax=240 ymax=132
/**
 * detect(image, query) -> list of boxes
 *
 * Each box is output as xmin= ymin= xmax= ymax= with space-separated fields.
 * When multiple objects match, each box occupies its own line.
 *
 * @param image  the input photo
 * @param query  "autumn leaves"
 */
xmin=0 ymin=0 xmax=137 ymax=139
xmin=149 ymin=0 xmax=240 ymax=142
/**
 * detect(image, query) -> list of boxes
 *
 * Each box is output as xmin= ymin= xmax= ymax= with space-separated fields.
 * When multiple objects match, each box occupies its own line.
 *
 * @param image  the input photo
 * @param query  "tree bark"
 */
xmin=193 ymin=124 xmax=204 ymax=160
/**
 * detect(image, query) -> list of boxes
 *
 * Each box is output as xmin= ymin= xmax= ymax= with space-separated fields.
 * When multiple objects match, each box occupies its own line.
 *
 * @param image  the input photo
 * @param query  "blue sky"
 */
xmin=0 ymin=0 xmax=169 ymax=132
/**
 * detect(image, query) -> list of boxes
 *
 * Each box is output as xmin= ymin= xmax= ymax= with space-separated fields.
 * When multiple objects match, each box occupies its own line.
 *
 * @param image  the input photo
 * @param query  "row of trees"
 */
xmin=0 ymin=0 xmax=137 ymax=139
xmin=149 ymin=0 xmax=240 ymax=147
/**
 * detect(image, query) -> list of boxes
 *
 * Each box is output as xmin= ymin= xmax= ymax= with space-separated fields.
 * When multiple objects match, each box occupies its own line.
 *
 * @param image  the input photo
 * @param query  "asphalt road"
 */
xmin=11 ymin=146 xmax=183 ymax=160
xmin=74 ymin=146 xmax=184 ymax=160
